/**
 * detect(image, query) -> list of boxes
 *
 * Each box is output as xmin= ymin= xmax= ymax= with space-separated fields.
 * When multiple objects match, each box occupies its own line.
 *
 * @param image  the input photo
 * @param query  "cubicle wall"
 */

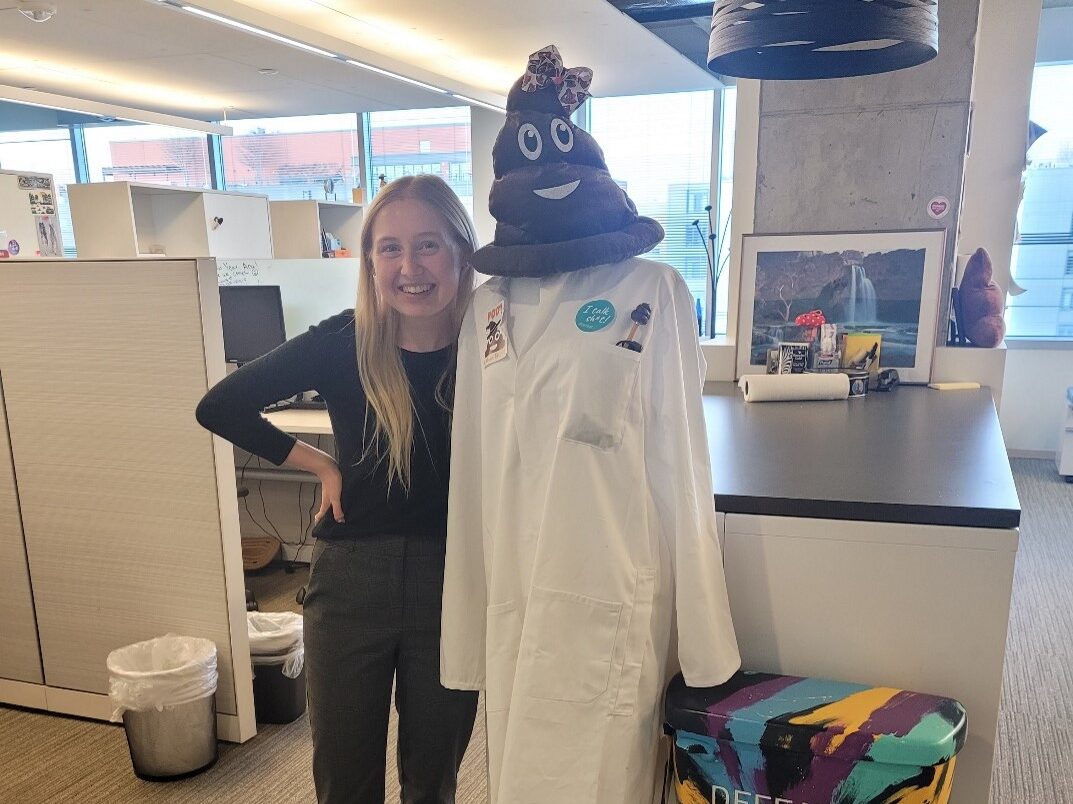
xmin=0 ymin=376 xmax=42 ymax=684
xmin=0 ymin=258 xmax=255 ymax=742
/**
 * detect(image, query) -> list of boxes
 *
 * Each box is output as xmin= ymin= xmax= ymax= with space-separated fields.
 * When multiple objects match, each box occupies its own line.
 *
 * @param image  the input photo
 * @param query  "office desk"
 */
xmin=263 ymin=408 xmax=332 ymax=435
xmin=704 ymin=383 xmax=1018 ymax=804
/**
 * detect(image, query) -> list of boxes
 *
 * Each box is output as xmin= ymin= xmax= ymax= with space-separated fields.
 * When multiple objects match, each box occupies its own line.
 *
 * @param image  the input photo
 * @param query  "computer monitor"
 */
xmin=219 ymin=285 xmax=287 ymax=364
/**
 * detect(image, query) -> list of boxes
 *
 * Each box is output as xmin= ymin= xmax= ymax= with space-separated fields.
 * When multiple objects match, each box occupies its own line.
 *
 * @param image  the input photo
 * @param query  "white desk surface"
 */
xmin=264 ymin=408 xmax=333 ymax=435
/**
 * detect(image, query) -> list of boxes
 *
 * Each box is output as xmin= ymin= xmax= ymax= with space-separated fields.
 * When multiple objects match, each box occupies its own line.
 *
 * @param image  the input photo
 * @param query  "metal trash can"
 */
xmin=664 ymin=670 xmax=966 ymax=804
xmin=248 ymin=611 xmax=305 ymax=724
xmin=122 ymin=694 xmax=218 ymax=780
xmin=107 ymin=635 xmax=220 ymax=781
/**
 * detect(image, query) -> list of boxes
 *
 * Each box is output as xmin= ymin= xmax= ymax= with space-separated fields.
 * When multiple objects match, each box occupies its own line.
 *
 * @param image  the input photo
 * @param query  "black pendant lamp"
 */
xmin=708 ymin=0 xmax=939 ymax=80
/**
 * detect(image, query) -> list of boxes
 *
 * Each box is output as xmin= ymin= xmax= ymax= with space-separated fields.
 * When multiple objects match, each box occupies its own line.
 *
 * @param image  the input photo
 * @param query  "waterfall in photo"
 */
xmin=849 ymin=264 xmax=878 ymax=323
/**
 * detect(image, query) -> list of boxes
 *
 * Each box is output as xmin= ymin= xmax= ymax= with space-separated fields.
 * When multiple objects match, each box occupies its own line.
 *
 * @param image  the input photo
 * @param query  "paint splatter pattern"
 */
xmin=665 ymin=671 xmax=966 ymax=804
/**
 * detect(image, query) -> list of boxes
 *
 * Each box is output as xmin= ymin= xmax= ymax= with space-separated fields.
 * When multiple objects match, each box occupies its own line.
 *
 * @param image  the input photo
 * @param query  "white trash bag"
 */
xmin=247 ymin=611 xmax=304 ymax=679
xmin=107 ymin=635 xmax=218 ymax=722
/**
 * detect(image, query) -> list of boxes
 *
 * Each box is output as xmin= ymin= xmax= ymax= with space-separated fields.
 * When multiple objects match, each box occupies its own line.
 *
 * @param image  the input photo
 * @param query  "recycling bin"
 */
xmin=248 ymin=611 xmax=306 ymax=724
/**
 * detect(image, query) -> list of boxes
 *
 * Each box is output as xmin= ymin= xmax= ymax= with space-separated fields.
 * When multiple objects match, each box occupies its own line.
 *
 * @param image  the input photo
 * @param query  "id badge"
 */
xmin=483 ymin=300 xmax=509 ymax=368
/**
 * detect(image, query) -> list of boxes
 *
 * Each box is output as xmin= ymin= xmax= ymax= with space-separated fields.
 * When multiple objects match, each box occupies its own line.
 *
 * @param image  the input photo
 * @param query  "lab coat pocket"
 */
xmin=526 ymin=586 xmax=623 ymax=703
xmin=613 ymin=568 xmax=656 ymax=716
xmin=486 ymin=600 xmax=522 ymax=713
xmin=560 ymin=342 xmax=641 ymax=451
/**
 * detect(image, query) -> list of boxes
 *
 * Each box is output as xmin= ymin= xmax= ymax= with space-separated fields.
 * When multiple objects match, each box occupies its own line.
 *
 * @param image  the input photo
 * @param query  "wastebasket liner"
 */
xmin=250 ymin=646 xmax=305 ymax=678
xmin=107 ymin=634 xmax=219 ymax=722
xmin=247 ymin=611 xmax=304 ymax=655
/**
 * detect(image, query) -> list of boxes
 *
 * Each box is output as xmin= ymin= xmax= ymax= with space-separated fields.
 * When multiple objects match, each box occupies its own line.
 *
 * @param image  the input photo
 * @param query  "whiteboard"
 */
xmin=216 ymin=258 xmax=360 ymax=338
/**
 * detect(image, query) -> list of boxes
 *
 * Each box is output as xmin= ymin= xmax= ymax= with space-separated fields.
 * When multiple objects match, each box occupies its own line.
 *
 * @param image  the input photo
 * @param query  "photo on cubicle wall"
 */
xmin=736 ymin=230 xmax=946 ymax=383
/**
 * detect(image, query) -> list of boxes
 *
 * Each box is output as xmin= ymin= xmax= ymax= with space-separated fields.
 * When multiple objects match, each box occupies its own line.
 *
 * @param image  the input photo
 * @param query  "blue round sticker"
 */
xmin=7 ymin=240 xmax=18 ymax=256
xmin=575 ymin=300 xmax=616 ymax=332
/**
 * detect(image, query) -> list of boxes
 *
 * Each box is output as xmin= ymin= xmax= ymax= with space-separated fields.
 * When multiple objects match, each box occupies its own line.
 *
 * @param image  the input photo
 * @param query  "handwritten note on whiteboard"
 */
xmin=217 ymin=259 xmax=262 ymax=285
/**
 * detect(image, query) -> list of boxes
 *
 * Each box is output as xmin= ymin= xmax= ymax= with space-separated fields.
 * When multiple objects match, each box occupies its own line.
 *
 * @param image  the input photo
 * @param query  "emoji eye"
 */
xmin=550 ymin=118 xmax=573 ymax=152
xmin=518 ymin=123 xmax=542 ymax=161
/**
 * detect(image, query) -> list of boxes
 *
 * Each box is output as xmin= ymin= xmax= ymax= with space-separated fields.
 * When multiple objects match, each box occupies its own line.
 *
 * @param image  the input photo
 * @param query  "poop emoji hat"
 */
xmin=468 ymin=45 xmax=664 ymax=278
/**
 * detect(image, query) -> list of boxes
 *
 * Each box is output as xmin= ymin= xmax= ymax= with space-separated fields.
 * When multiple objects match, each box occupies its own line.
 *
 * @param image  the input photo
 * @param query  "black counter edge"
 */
xmin=713 ymin=494 xmax=1021 ymax=529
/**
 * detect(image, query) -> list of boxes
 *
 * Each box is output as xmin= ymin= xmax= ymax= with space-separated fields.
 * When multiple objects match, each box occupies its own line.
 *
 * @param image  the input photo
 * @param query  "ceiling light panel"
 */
xmin=149 ymin=0 xmax=506 ymax=110
xmin=230 ymin=0 xmax=517 ymax=92
xmin=0 ymin=49 xmax=231 ymax=110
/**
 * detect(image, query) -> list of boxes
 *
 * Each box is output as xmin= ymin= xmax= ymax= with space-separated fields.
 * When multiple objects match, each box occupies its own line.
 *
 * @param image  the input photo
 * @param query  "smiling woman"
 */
xmin=195 ymin=173 xmax=481 ymax=803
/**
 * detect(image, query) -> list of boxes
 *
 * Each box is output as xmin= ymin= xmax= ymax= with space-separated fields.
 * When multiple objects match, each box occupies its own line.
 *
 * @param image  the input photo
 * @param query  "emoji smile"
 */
xmin=532 ymin=179 xmax=581 ymax=200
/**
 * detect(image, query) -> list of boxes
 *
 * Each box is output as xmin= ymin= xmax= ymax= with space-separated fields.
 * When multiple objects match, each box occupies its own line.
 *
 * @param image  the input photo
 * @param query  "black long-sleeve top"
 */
xmin=195 ymin=310 xmax=453 ymax=540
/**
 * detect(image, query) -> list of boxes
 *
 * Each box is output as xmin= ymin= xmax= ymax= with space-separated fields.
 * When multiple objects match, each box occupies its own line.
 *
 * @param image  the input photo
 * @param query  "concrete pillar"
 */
xmin=470 ymin=107 xmax=505 ymax=251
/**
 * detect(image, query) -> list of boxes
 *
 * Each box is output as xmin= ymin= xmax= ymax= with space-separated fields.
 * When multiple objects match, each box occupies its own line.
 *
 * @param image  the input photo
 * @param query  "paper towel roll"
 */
xmin=741 ymin=373 xmax=850 ymax=403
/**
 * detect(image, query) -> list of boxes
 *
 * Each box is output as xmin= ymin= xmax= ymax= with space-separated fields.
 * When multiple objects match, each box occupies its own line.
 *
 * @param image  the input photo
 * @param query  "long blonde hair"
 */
xmin=355 ymin=174 xmax=478 ymax=492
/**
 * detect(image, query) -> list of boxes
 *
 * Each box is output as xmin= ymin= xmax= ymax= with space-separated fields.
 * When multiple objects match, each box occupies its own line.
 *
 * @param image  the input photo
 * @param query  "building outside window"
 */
xmin=366 ymin=107 xmax=472 ymax=213
xmin=1005 ymin=63 xmax=1073 ymax=339
xmin=83 ymin=123 xmax=211 ymax=187
xmin=588 ymin=89 xmax=734 ymax=335
xmin=0 ymin=127 xmax=78 ymax=256
xmin=221 ymin=114 xmax=361 ymax=201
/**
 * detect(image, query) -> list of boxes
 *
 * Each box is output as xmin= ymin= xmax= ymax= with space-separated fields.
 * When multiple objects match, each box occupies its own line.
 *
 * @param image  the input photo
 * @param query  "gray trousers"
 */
xmin=304 ymin=533 xmax=479 ymax=804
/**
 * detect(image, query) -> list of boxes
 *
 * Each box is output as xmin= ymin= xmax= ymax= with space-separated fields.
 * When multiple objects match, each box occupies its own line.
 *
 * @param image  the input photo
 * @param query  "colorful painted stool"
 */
xmin=664 ymin=671 xmax=966 ymax=804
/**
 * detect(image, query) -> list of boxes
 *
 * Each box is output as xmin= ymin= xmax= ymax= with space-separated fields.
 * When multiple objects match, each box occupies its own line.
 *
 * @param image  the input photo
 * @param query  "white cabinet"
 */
xmin=68 ymin=182 xmax=273 ymax=259
xmin=722 ymin=513 xmax=1017 ymax=804
xmin=269 ymin=199 xmax=362 ymax=259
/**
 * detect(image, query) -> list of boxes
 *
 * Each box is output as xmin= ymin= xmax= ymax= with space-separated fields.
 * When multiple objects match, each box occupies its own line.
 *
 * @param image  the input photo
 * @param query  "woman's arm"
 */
xmin=195 ymin=315 xmax=345 ymax=466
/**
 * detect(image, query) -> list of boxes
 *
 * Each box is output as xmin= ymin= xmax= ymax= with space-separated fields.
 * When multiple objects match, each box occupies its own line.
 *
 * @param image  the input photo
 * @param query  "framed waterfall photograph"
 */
xmin=735 ymin=230 xmax=946 ymax=383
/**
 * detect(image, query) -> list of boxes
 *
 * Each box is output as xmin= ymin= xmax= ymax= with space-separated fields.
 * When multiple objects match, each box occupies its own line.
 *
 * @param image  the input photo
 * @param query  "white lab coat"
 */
xmin=441 ymin=257 xmax=740 ymax=803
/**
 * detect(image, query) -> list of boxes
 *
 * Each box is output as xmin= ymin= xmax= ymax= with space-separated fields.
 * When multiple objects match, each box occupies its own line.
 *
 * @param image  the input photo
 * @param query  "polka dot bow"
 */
xmin=520 ymin=45 xmax=594 ymax=114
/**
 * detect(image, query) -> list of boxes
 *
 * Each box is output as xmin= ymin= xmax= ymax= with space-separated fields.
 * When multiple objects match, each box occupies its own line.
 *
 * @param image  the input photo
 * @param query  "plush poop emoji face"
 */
xmin=489 ymin=84 xmax=635 ymax=244
xmin=468 ymin=45 xmax=664 ymax=279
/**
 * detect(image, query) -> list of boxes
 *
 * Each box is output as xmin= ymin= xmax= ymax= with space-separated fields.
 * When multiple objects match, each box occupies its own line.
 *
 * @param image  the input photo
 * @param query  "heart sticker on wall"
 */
xmin=928 ymin=197 xmax=951 ymax=219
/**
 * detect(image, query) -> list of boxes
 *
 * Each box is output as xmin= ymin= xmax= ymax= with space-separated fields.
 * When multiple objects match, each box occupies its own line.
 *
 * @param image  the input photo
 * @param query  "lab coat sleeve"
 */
xmin=647 ymin=271 xmax=741 ymax=688
xmin=440 ymin=301 xmax=487 ymax=690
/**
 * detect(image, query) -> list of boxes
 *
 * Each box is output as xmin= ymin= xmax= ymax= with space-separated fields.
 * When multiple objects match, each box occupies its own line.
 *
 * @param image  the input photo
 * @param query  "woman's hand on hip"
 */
xmin=314 ymin=463 xmax=345 ymax=524
xmin=282 ymin=439 xmax=345 ymax=523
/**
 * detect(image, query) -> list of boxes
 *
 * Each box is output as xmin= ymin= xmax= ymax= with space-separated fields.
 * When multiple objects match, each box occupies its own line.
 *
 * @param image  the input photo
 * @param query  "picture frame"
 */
xmin=735 ymin=230 xmax=946 ymax=384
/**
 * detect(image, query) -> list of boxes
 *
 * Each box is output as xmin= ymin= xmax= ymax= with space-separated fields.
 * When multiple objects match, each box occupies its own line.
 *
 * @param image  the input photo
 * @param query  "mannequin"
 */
xmin=440 ymin=46 xmax=740 ymax=803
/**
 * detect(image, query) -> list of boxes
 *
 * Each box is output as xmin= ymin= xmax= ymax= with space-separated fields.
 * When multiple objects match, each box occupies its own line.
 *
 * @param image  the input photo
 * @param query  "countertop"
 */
xmin=703 ymin=382 xmax=1021 ymax=528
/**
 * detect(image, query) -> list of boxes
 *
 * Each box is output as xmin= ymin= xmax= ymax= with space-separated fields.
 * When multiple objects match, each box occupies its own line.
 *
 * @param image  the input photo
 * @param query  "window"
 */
xmin=366 ymin=107 xmax=472 ymax=214
xmin=715 ymin=86 xmax=736 ymax=336
xmin=588 ymin=89 xmax=734 ymax=335
xmin=1005 ymin=63 xmax=1073 ymax=338
xmin=83 ymin=123 xmax=211 ymax=187
xmin=0 ymin=128 xmax=78 ymax=257
xmin=221 ymin=114 xmax=361 ymax=201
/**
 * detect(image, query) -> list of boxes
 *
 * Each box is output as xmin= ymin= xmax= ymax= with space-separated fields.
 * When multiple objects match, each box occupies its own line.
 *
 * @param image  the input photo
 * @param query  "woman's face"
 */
xmin=370 ymin=198 xmax=462 ymax=327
